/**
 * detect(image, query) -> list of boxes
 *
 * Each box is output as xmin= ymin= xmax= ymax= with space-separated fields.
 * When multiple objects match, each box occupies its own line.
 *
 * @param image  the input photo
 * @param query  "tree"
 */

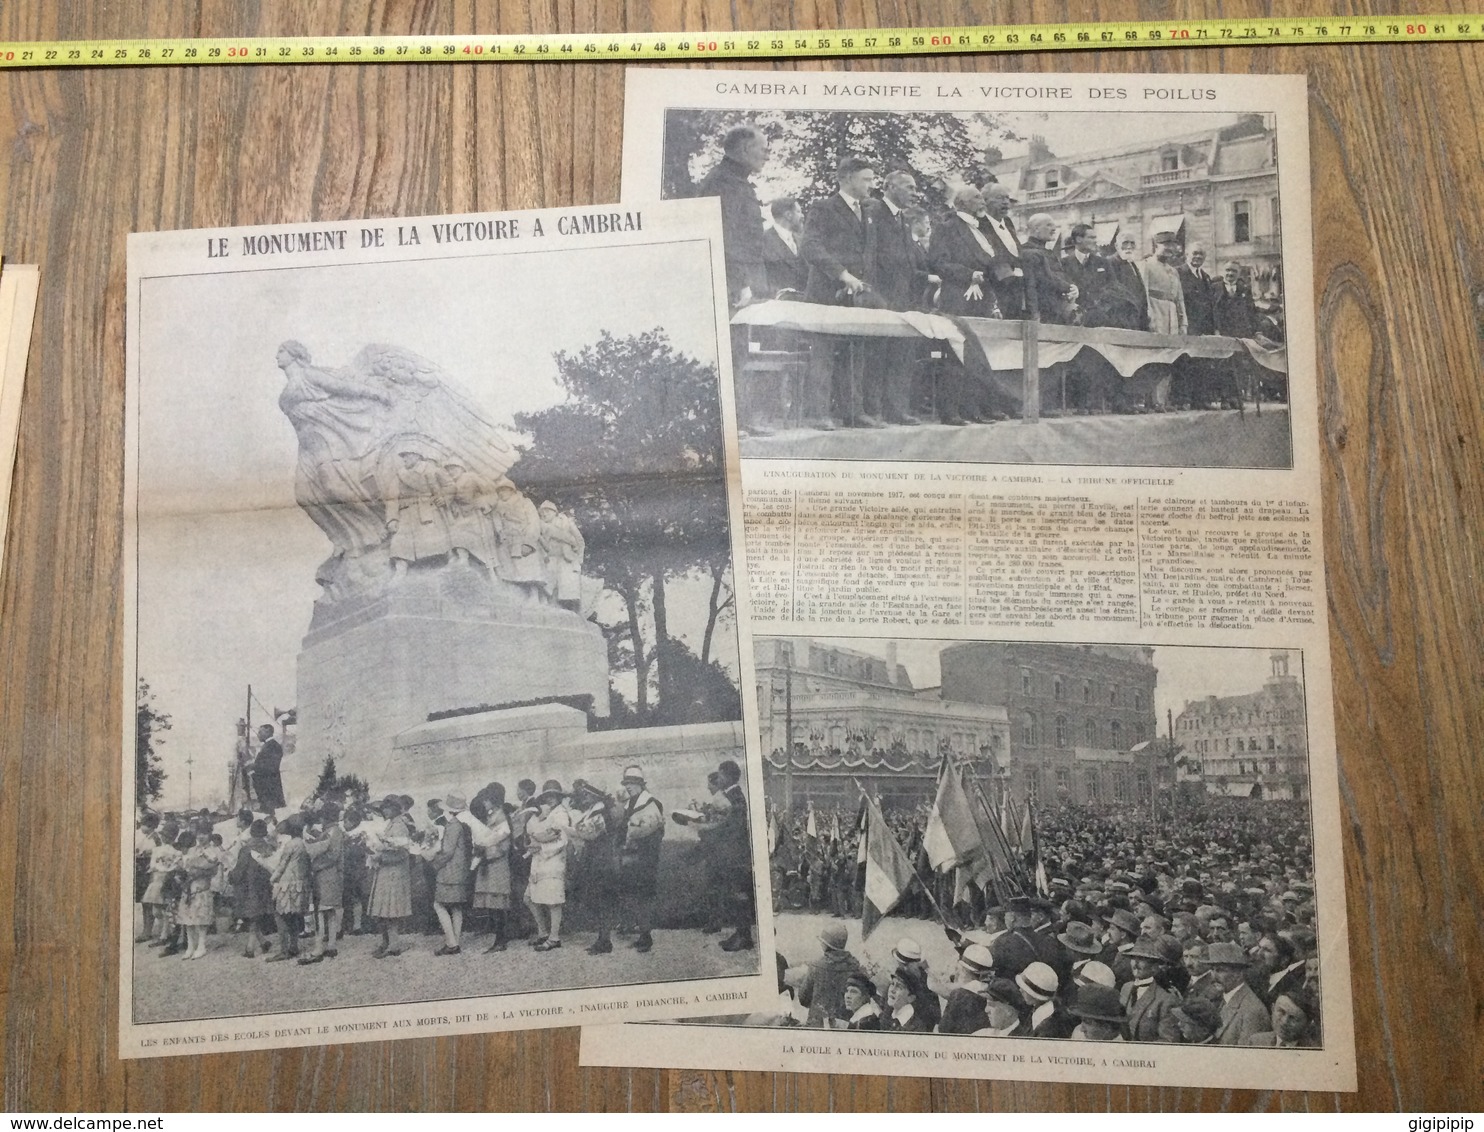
xmin=312 ymin=755 xmax=370 ymax=807
xmin=664 ymin=108 xmax=1018 ymax=211
xmin=513 ymin=330 xmax=738 ymax=723
xmin=135 ymin=679 xmax=170 ymax=807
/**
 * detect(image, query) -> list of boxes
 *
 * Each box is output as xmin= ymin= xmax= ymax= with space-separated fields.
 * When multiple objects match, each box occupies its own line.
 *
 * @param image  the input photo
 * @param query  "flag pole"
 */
xmin=854 ymin=777 xmax=960 ymax=934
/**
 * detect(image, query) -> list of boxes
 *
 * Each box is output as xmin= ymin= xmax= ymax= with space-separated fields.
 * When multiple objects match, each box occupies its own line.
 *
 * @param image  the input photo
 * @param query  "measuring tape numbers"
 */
xmin=0 ymin=16 xmax=1481 ymax=68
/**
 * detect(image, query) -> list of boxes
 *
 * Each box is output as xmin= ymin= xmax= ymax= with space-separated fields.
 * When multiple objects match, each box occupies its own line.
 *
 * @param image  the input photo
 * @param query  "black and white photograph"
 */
xmin=584 ymin=635 xmax=1355 ymax=1089
xmin=121 ymin=202 xmax=776 ymax=1056
xmin=624 ymin=71 xmax=1303 ymax=469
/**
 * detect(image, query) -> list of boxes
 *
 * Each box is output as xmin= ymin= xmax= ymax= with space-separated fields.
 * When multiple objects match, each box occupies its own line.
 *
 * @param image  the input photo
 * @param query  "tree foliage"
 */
xmin=312 ymin=755 xmax=371 ymax=807
xmin=512 ymin=330 xmax=739 ymax=725
xmin=663 ymin=108 xmax=1018 ymax=210
xmin=135 ymin=679 xmax=170 ymax=807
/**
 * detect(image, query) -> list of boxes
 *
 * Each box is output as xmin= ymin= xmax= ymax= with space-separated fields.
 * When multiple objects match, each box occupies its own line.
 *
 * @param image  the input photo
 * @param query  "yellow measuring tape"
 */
xmin=0 ymin=16 xmax=1480 ymax=67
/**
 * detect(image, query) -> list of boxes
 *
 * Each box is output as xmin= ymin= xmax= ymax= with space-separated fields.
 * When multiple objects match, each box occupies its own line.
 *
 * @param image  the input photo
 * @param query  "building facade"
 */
xmin=992 ymin=114 xmax=1281 ymax=273
xmin=939 ymin=642 xmax=1161 ymax=808
xmin=756 ymin=637 xmax=1010 ymax=810
xmin=1175 ymin=651 xmax=1309 ymax=800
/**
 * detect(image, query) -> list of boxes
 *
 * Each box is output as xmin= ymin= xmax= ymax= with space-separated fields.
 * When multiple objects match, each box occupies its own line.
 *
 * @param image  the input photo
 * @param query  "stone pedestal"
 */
xmin=287 ymin=562 xmax=608 ymax=803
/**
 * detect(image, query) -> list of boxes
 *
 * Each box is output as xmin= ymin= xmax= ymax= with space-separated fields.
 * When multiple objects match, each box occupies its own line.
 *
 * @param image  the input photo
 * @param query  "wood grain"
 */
xmin=2 ymin=0 xmax=1482 ymax=1112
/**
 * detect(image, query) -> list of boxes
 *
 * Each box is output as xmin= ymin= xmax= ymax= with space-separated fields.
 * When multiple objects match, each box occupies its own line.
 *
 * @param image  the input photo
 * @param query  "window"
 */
xmin=1021 ymin=711 xmax=1039 ymax=747
xmin=1055 ymin=715 xmax=1068 ymax=748
xmin=1113 ymin=772 xmax=1128 ymax=803
xmin=1027 ymin=772 xmax=1041 ymax=803
xmin=1109 ymin=686 xmax=1119 ymax=706
xmin=1054 ymin=675 xmax=1065 ymax=701
xmin=1110 ymin=720 xmax=1122 ymax=747
xmin=1083 ymin=679 xmax=1092 ymax=703
xmin=1133 ymin=722 xmax=1146 ymax=744
xmin=1161 ymin=149 xmax=1179 ymax=172
xmin=1086 ymin=771 xmax=1101 ymax=801
xmin=1021 ymin=668 xmax=1033 ymax=695
xmin=1270 ymin=195 xmax=1281 ymax=239
xmin=1134 ymin=690 xmax=1144 ymax=711
xmin=1267 ymin=736 xmax=1276 ymax=750
xmin=1056 ymin=767 xmax=1071 ymax=794
xmin=1045 ymin=169 xmax=1060 ymax=189
xmin=1085 ymin=719 xmax=1099 ymax=746
xmin=1233 ymin=199 xmax=1251 ymax=243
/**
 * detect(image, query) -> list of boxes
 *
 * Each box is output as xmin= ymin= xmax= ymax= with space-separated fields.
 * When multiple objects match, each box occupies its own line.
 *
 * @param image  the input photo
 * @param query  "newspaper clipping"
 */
xmin=580 ymin=69 xmax=1356 ymax=1091
xmin=121 ymin=200 xmax=777 ymax=1057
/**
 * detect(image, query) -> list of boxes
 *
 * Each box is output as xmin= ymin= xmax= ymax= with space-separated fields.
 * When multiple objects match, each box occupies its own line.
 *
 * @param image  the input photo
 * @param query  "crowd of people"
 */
xmin=133 ymin=760 xmax=756 ymax=968
xmin=762 ymin=791 xmax=1322 ymax=1047
xmin=699 ymin=124 xmax=1287 ymax=433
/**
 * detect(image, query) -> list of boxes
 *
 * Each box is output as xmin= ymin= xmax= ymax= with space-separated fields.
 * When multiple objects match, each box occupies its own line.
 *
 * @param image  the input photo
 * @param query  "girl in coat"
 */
xmin=176 ymin=833 xmax=219 ymax=960
xmin=364 ymin=796 xmax=415 ymax=958
xmin=468 ymin=789 xmax=513 ymax=953
xmin=523 ymin=783 xmax=570 ymax=952
xmin=261 ymin=814 xmax=312 ymax=961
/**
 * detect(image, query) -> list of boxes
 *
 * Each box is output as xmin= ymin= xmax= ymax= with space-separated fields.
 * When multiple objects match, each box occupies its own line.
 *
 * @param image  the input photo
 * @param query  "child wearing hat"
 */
xmin=525 ymin=781 xmax=571 ymax=952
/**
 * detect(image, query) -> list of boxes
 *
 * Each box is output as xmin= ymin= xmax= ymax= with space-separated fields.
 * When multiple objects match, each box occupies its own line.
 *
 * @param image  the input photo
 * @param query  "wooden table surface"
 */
xmin=2 ymin=0 xmax=1481 ymax=1113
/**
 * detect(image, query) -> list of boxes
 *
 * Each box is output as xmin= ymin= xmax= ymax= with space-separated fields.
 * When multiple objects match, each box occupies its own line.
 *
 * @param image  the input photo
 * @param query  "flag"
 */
xmin=855 ymin=794 xmax=868 ymax=867
xmin=767 ymin=811 xmax=780 ymax=855
xmin=1018 ymin=802 xmax=1034 ymax=856
xmin=805 ymin=803 xmax=818 ymax=840
xmin=861 ymin=795 xmax=916 ymax=939
xmin=830 ymin=811 xmax=841 ymax=845
xmin=923 ymin=762 xmax=983 ymax=872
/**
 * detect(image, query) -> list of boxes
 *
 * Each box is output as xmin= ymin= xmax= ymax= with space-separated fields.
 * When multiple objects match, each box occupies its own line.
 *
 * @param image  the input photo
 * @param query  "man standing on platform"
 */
xmin=762 ymin=198 xmax=808 ymax=299
xmin=695 ymin=124 xmax=775 ymax=437
xmin=868 ymin=170 xmax=931 ymax=425
xmin=1176 ymin=243 xmax=1219 ymax=407
xmin=1102 ymin=235 xmax=1150 ymax=332
xmin=249 ymin=723 xmax=286 ymax=815
xmin=1020 ymin=214 xmax=1078 ymax=325
xmin=978 ymin=184 xmax=1026 ymax=317
xmin=1136 ymin=231 xmax=1189 ymax=410
xmin=800 ymin=155 xmax=884 ymax=430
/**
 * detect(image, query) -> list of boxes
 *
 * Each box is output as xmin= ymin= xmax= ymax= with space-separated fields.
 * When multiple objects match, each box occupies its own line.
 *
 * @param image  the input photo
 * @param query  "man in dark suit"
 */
xmin=978 ymin=184 xmax=1027 ymax=317
xmin=928 ymin=186 xmax=1007 ymax=425
xmin=249 ymin=724 xmax=286 ymax=813
xmin=761 ymin=197 xmax=808 ymax=298
xmin=1102 ymin=236 xmax=1151 ymax=332
xmin=1061 ymin=223 xmax=1111 ymax=324
xmin=1175 ymin=243 xmax=1220 ymax=407
xmin=1213 ymin=260 xmax=1261 ymax=408
xmin=694 ymin=124 xmax=769 ymax=307
xmin=1019 ymin=213 xmax=1078 ymax=325
xmin=799 ymin=155 xmax=885 ymax=428
xmin=694 ymin=124 xmax=776 ymax=435
xmin=1062 ymin=222 xmax=1120 ymax=411
xmin=869 ymin=170 xmax=932 ymax=424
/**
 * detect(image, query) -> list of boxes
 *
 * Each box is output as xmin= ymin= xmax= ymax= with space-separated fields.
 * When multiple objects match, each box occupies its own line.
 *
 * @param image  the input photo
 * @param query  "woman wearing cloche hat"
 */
xmin=524 ymin=780 xmax=571 ymax=952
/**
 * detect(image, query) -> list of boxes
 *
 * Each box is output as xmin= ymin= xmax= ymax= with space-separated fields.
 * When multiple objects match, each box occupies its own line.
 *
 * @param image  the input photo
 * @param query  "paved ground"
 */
xmin=130 ymin=923 xmax=759 ymax=1024
xmin=742 ymin=405 xmax=1291 ymax=468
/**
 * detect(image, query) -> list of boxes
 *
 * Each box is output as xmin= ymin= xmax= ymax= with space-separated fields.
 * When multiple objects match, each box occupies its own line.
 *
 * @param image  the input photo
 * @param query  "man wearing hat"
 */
xmin=1069 ymin=983 xmax=1126 ymax=1042
xmin=1208 ymin=940 xmax=1273 ymax=1044
xmin=568 ymin=779 xmax=625 ymax=955
xmin=1103 ymin=907 xmax=1141 ymax=984
xmin=1170 ymin=995 xmax=1221 ymax=1044
xmin=618 ymin=766 xmax=665 ymax=953
xmin=795 ymin=923 xmax=865 ymax=1028
xmin=1138 ymin=232 xmax=1190 ymax=336
xmin=429 ymin=791 xmax=474 ymax=955
xmin=1120 ymin=938 xmax=1182 ymax=1042
xmin=888 ymin=936 xmax=940 ymax=1030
